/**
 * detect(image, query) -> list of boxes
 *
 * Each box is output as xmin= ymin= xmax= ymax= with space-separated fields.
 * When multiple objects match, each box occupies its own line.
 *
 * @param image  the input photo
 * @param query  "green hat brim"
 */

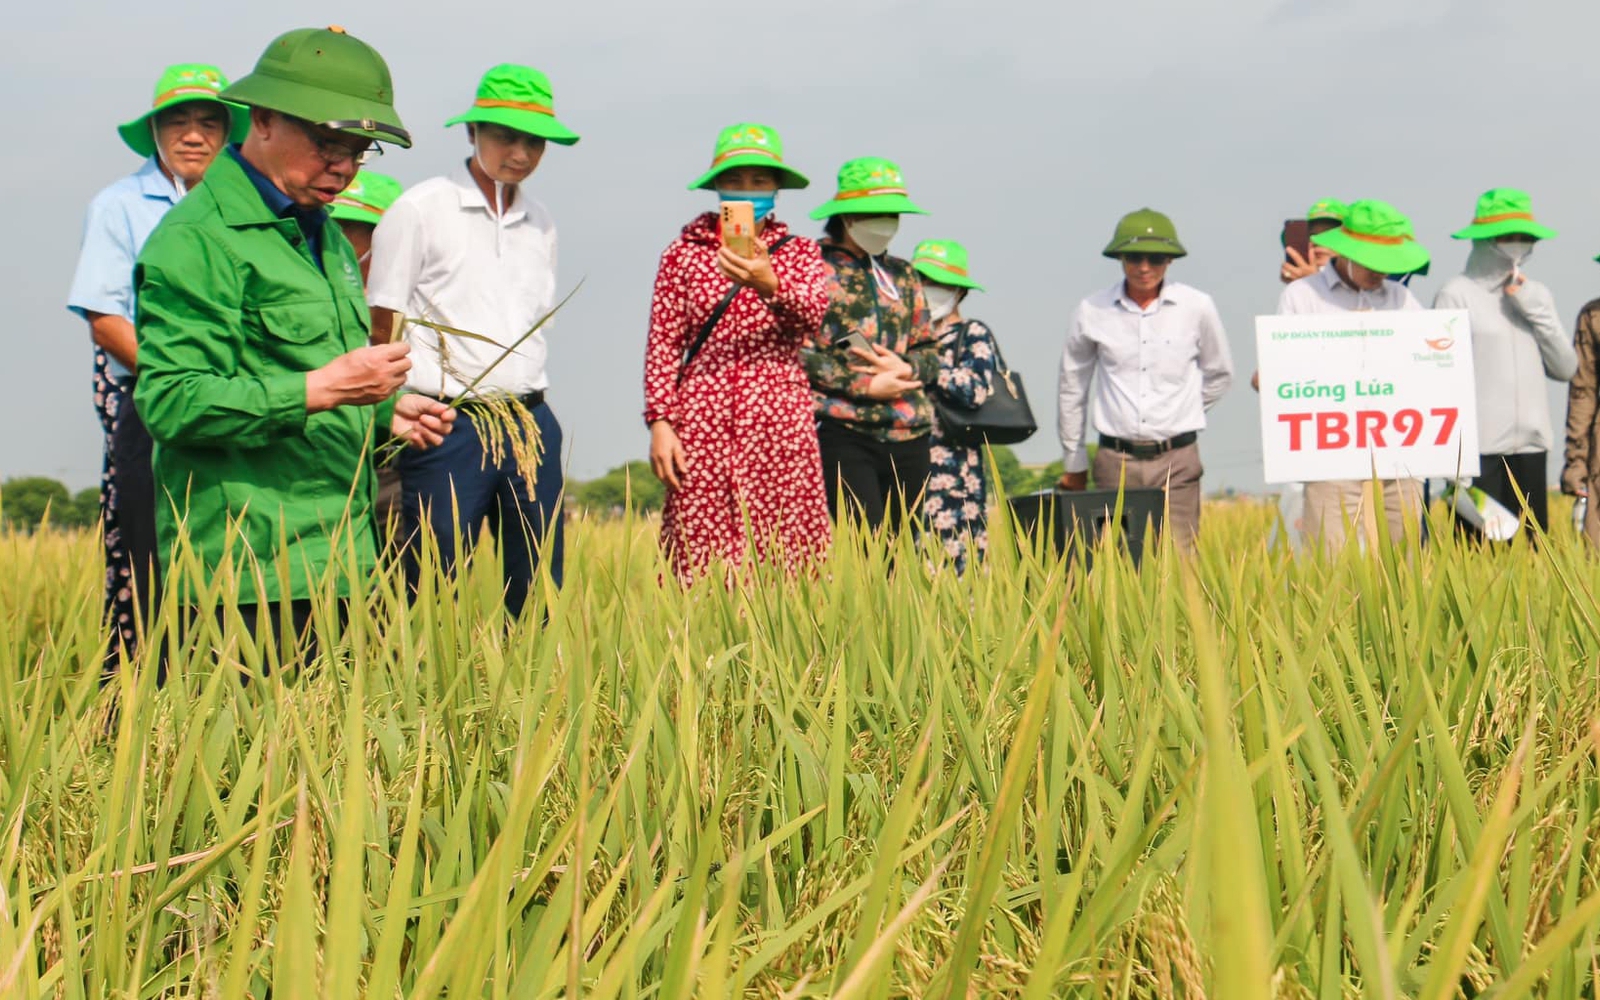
xmin=912 ymin=260 xmax=984 ymax=291
xmin=328 ymin=203 xmax=383 ymax=226
xmin=1451 ymin=219 xmax=1557 ymax=241
xmin=809 ymin=193 xmax=927 ymax=220
xmin=221 ymin=74 xmax=412 ymax=148
xmin=118 ymin=98 xmax=250 ymax=157
xmin=688 ymin=155 xmax=809 ymax=191
xmin=1102 ymin=240 xmax=1188 ymax=260
xmin=445 ymin=105 xmax=579 ymax=145
xmin=1312 ymin=228 xmax=1430 ymax=275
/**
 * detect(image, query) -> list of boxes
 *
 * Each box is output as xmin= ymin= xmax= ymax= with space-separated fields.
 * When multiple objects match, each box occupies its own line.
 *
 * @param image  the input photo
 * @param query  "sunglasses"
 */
xmin=1122 ymin=253 xmax=1173 ymax=266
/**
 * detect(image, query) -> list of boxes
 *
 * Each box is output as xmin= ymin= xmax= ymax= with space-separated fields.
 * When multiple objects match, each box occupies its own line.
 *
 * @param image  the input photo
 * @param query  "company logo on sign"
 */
xmin=1424 ymin=337 xmax=1455 ymax=351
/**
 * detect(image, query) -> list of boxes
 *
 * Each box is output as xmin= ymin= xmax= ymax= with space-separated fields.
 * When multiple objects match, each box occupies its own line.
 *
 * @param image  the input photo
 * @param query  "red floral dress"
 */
xmin=643 ymin=213 xmax=832 ymax=584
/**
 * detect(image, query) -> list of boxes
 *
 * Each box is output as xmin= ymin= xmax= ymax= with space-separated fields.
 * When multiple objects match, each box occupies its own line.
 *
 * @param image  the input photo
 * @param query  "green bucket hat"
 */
xmin=118 ymin=63 xmax=249 ymax=157
xmin=1451 ymin=188 xmax=1557 ymax=241
xmin=221 ymin=26 xmax=411 ymax=148
xmin=1307 ymin=198 xmax=1348 ymax=223
xmin=687 ymin=123 xmax=808 ymax=191
xmin=912 ymin=239 xmax=984 ymax=291
xmin=1102 ymin=208 xmax=1187 ymax=259
xmin=1312 ymin=200 xmax=1431 ymax=275
xmin=444 ymin=64 xmax=579 ymax=146
xmin=810 ymin=157 xmax=927 ymax=219
xmin=329 ymin=170 xmax=402 ymax=225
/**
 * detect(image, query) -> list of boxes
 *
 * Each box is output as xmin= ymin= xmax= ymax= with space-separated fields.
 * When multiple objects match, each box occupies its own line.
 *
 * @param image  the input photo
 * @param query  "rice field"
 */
xmin=2 ymin=494 xmax=1599 ymax=998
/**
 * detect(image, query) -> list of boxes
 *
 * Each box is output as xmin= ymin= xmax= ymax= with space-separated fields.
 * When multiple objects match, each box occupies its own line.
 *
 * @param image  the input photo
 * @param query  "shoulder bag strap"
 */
xmin=679 ymin=235 xmax=796 ymax=384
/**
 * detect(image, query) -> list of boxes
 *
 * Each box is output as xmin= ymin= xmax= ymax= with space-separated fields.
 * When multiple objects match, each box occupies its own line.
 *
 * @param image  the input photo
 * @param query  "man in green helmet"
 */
xmin=134 ymin=26 xmax=456 ymax=652
xmin=69 ymin=62 xmax=246 ymax=669
xmin=1056 ymin=208 xmax=1234 ymax=547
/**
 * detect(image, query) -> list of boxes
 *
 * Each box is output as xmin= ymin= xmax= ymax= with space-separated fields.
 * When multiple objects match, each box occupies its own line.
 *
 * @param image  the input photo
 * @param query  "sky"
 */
xmin=6 ymin=0 xmax=1600 ymax=493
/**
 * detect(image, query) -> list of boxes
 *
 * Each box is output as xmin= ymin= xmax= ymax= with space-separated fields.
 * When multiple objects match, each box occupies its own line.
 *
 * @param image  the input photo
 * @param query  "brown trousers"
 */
xmin=1302 ymin=478 xmax=1422 ymax=554
xmin=1093 ymin=442 xmax=1203 ymax=547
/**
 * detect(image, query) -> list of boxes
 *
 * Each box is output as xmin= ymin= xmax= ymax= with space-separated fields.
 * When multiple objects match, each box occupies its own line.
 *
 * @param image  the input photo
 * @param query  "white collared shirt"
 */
xmin=1277 ymin=261 xmax=1421 ymax=315
xmin=367 ymin=161 xmax=557 ymax=398
xmin=1057 ymin=280 xmax=1235 ymax=473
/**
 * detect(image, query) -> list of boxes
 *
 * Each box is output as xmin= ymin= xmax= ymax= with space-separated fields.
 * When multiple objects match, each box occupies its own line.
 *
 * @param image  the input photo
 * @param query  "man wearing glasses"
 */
xmin=1055 ymin=209 xmax=1234 ymax=546
xmin=69 ymin=63 xmax=245 ymax=670
xmin=134 ymin=27 xmax=455 ymax=655
xmin=367 ymin=64 xmax=579 ymax=618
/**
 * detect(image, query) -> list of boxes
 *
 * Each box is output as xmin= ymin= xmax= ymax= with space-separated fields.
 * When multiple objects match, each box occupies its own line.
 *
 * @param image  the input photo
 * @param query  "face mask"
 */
xmin=923 ymin=284 xmax=961 ymax=322
xmin=845 ymin=217 xmax=899 ymax=256
xmin=1494 ymin=239 xmax=1535 ymax=267
xmin=718 ymin=190 xmax=776 ymax=222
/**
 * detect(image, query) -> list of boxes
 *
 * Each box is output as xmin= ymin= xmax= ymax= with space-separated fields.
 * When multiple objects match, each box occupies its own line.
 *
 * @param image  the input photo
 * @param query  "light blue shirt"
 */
xmin=66 ymin=156 xmax=182 ymax=379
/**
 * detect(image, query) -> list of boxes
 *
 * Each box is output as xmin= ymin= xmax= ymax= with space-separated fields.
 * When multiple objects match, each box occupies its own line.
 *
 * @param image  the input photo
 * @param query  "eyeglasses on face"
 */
xmin=286 ymin=115 xmax=380 ymax=167
xmin=1122 ymin=253 xmax=1173 ymax=266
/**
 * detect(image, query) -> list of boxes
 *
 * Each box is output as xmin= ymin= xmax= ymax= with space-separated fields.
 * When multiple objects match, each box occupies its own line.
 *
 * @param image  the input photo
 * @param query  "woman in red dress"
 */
xmin=643 ymin=123 xmax=831 ymax=584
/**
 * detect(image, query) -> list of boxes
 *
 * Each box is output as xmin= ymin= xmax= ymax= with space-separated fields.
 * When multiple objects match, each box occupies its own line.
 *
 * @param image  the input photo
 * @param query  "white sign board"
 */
xmin=1255 ymin=309 xmax=1478 ymax=484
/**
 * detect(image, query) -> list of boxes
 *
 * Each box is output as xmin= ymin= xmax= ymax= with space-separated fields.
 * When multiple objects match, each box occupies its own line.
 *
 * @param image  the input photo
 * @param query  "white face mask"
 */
xmin=1494 ymin=239 xmax=1535 ymax=267
xmin=923 ymin=284 xmax=961 ymax=322
xmin=845 ymin=217 xmax=899 ymax=256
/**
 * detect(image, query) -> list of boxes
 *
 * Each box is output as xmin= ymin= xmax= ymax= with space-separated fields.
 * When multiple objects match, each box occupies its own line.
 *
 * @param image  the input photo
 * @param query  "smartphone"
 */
xmin=837 ymin=331 xmax=873 ymax=355
xmin=1282 ymin=218 xmax=1311 ymax=263
xmin=720 ymin=201 xmax=756 ymax=258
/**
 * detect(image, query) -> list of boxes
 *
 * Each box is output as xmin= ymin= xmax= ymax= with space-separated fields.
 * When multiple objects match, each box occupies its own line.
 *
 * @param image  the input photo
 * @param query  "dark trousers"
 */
xmin=399 ymin=401 xmax=564 ymax=617
xmin=817 ymin=420 xmax=931 ymax=537
xmin=1467 ymin=452 xmax=1550 ymax=537
xmin=105 ymin=388 xmax=161 ymax=669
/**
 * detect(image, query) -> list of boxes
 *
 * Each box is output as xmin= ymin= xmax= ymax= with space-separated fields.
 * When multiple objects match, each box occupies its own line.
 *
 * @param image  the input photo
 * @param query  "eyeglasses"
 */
xmin=286 ymin=115 xmax=380 ymax=168
xmin=1122 ymin=253 xmax=1172 ymax=266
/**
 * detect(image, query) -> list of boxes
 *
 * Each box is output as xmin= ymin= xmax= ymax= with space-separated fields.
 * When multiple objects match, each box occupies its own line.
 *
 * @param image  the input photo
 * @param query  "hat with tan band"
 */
xmin=445 ymin=64 xmax=579 ymax=145
xmin=810 ymin=156 xmax=928 ymax=219
xmin=1312 ymin=199 xmax=1431 ymax=274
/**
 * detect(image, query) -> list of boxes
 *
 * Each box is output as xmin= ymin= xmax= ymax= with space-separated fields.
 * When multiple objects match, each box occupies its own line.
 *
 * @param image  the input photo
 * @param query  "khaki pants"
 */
xmin=1303 ymin=478 xmax=1422 ymax=554
xmin=1583 ymin=483 xmax=1600 ymax=549
xmin=1093 ymin=442 xmax=1203 ymax=547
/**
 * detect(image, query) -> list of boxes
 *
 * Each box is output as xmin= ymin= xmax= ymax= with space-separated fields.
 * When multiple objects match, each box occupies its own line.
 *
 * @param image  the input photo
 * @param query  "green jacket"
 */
xmin=134 ymin=151 xmax=394 ymax=603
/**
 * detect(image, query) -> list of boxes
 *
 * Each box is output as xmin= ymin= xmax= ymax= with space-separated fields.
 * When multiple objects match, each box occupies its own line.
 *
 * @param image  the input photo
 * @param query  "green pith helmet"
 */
xmin=1307 ymin=198 xmax=1348 ymax=223
xmin=810 ymin=157 xmax=928 ymax=219
xmin=1451 ymin=188 xmax=1557 ymax=241
xmin=1311 ymin=199 xmax=1431 ymax=275
xmin=329 ymin=170 xmax=402 ymax=225
xmin=688 ymin=122 xmax=808 ymax=191
xmin=221 ymin=26 xmax=411 ymax=148
xmin=912 ymin=239 xmax=984 ymax=291
xmin=1102 ymin=208 xmax=1187 ymax=259
xmin=119 ymin=63 xmax=249 ymax=157
xmin=445 ymin=64 xmax=579 ymax=145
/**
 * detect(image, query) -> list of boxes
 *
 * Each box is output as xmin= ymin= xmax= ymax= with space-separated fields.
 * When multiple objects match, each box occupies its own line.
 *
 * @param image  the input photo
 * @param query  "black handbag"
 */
xmin=932 ymin=321 xmax=1038 ymax=447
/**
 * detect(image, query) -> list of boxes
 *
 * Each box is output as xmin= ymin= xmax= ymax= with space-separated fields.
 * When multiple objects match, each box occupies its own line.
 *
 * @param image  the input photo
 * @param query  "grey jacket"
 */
xmin=1432 ymin=242 xmax=1576 ymax=455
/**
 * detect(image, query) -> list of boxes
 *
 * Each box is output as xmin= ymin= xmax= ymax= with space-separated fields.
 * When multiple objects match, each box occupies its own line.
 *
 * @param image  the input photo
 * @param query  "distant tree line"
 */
xmin=4 ymin=447 xmax=1088 ymax=530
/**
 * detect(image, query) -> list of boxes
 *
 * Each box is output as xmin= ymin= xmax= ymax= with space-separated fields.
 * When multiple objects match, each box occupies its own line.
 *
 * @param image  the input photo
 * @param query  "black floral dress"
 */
xmin=927 ymin=318 xmax=999 ymax=569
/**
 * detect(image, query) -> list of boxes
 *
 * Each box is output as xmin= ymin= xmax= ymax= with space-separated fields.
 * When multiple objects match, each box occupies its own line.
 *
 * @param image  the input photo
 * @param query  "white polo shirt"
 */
xmin=367 ymin=161 xmax=557 ymax=398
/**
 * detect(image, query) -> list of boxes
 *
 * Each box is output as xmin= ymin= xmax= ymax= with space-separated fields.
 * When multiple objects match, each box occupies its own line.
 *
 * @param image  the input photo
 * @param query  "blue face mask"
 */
xmin=718 ymin=190 xmax=776 ymax=222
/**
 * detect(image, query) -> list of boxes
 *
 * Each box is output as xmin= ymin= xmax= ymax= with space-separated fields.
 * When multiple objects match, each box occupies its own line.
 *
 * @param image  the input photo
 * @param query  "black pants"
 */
xmin=1460 ymin=452 xmax=1549 ymax=539
xmin=817 ymin=420 xmax=931 ymax=537
xmin=105 ymin=390 xmax=161 ymax=670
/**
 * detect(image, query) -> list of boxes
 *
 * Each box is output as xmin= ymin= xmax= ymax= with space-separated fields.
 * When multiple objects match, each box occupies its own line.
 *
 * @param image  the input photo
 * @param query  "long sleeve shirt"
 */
xmin=1432 ymin=243 xmax=1575 ymax=455
xmin=800 ymin=242 xmax=939 ymax=442
xmin=1562 ymin=299 xmax=1600 ymax=494
xmin=1056 ymin=280 xmax=1234 ymax=473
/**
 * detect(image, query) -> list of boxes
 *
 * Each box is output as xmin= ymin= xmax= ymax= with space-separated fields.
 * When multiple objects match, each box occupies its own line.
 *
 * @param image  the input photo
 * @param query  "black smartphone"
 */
xmin=1282 ymin=219 xmax=1311 ymax=262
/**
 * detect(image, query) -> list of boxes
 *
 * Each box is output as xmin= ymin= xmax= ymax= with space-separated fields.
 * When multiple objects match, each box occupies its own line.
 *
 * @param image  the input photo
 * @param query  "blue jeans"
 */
xmin=398 ymin=400 xmax=564 ymax=616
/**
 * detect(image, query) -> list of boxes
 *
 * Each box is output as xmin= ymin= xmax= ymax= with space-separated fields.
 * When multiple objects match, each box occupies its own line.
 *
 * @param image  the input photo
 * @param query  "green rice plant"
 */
xmin=0 ymin=491 xmax=1598 ymax=997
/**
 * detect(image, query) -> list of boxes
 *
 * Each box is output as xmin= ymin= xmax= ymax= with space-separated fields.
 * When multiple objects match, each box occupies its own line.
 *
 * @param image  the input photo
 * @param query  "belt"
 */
xmin=1098 ymin=431 xmax=1197 ymax=460
xmin=433 ymin=389 xmax=546 ymax=409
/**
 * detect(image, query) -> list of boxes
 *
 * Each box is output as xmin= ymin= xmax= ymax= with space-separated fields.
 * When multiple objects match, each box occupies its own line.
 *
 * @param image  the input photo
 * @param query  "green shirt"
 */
xmin=134 ymin=151 xmax=395 ymax=604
